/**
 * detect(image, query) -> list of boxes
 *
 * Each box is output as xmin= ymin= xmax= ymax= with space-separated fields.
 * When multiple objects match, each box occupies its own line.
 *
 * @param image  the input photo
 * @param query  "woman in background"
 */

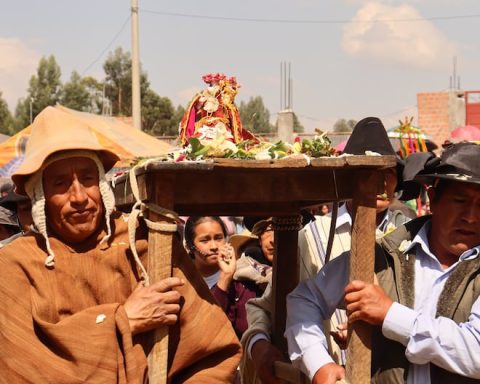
xmin=184 ymin=216 xmax=263 ymax=338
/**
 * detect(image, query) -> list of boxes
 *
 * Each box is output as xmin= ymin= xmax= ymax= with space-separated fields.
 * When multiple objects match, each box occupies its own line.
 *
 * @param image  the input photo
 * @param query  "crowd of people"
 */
xmin=0 ymin=106 xmax=479 ymax=384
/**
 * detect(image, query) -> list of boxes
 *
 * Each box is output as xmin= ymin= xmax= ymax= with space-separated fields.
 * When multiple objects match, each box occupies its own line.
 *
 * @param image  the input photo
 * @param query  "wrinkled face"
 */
xmin=376 ymin=168 xmax=398 ymax=213
xmin=43 ymin=157 xmax=103 ymax=244
xmin=428 ymin=181 xmax=480 ymax=260
xmin=259 ymin=225 xmax=275 ymax=263
xmin=192 ymin=220 xmax=226 ymax=268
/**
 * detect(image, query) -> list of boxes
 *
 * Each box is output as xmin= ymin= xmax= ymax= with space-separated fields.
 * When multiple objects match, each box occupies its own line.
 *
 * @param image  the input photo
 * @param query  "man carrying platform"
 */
xmin=0 ymin=106 xmax=241 ymax=383
xmin=286 ymin=142 xmax=480 ymax=383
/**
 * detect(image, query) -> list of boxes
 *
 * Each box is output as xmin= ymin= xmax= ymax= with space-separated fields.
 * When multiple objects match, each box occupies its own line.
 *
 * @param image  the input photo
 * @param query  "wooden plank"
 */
xmin=345 ymin=170 xmax=380 ymax=384
xmin=271 ymin=215 xmax=302 ymax=353
xmin=146 ymin=173 xmax=175 ymax=384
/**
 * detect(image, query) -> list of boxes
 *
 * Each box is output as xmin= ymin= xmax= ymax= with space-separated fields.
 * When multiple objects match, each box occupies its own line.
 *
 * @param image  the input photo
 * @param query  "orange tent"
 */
xmin=0 ymin=105 xmax=173 ymax=176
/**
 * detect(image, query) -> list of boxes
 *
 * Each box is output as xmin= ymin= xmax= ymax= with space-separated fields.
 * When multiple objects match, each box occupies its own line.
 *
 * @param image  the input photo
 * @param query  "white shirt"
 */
xmin=285 ymin=219 xmax=480 ymax=383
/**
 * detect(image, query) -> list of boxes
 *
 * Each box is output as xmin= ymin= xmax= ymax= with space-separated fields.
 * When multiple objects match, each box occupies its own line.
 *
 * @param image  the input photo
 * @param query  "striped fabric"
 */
xmin=0 ymin=213 xmax=241 ymax=383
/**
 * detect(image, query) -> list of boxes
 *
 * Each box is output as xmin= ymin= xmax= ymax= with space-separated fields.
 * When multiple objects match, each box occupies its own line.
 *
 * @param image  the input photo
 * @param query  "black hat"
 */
xmin=0 ymin=190 xmax=29 ymax=212
xmin=344 ymin=117 xmax=396 ymax=156
xmin=415 ymin=142 xmax=480 ymax=186
xmin=399 ymin=152 xmax=437 ymax=201
xmin=344 ymin=117 xmax=404 ymax=191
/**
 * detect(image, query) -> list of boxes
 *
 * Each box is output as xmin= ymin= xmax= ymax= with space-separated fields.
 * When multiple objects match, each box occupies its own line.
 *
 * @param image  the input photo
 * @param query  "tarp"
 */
xmin=0 ymin=133 xmax=9 ymax=144
xmin=0 ymin=105 xmax=173 ymax=176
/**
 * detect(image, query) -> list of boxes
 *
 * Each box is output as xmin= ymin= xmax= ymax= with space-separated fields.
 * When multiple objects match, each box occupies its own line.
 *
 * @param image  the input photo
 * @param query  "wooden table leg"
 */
xmin=346 ymin=170 xmax=381 ymax=384
xmin=271 ymin=215 xmax=303 ymax=353
xmin=146 ymin=175 xmax=175 ymax=384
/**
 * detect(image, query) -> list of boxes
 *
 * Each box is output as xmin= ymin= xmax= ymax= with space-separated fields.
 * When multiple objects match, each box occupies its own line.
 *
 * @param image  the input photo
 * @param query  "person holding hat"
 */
xmin=285 ymin=141 xmax=480 ymax=383
xmin=240 ymin=117 xmax=412 ymax=384
xmin=0 ymin=106 xmax=241 ymax=383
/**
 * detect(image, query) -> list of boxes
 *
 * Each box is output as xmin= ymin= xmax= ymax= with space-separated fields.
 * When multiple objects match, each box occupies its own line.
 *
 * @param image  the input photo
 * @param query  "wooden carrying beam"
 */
xmin=146 ymin=174 xmax=175 ymax=384
xmin=346 ymin=170 xmax=380 ymax=383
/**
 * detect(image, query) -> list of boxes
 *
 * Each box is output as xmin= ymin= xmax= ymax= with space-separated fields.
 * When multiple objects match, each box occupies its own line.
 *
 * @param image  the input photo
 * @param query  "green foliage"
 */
xmin=103 ymin=47 xmax=149 ymax=117
xmin=239 ymin=96 xmax=273 ymax=133
xmin=293 ymin=112 xmax=304 ymax=133
xmin=13 ymin=55 xmax=62 ymax=131
xmin=333 ymin=118 xmax=357 ymax=133
xmin=142 ymin=89 xmax=176 ymax=136
xmin=0 ymin=92 xmax=14 ymax=135
xmin=61 ymin=71 xmax=91 ymax=111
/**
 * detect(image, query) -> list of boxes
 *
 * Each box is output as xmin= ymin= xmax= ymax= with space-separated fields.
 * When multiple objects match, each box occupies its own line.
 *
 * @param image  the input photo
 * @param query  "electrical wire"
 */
xmin=140 ymin=9 xmax=480 ymax=25
xmin=80 ymin=15 xmax=131 ymax=76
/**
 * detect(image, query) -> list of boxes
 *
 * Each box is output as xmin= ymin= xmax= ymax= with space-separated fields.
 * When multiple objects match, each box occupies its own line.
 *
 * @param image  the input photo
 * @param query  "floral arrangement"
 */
xmin=167 ymin=129 xmax=336 ymax=162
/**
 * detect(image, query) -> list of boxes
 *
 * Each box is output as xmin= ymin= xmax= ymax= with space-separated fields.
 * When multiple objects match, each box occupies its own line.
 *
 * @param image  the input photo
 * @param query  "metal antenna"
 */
xmin=280 ymin=61 xmax=293 ymax=111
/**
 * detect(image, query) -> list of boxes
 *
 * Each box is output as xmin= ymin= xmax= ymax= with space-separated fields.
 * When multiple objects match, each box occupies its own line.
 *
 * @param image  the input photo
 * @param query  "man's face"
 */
xmin=428 ymin=181 xmax=480 ymax=260
xmin=43 ymin=157 xmax=103 ymax=244
xmin=259 ymin=225 xmax=275 ymax=263
xmin=376 ymin=168 xmax=398 ymax=214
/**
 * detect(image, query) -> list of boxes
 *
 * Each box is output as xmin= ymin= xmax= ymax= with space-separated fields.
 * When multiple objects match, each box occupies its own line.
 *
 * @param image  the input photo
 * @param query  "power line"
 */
xmin=80 ymin=15 xmax=131 ymax=76
xmin=140 ymin=9 xmax=480 ymax=25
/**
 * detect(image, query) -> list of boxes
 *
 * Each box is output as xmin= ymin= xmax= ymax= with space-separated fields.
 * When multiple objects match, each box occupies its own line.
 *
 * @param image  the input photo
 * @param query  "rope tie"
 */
xmin=127 ymin=165 xmax=180 ymax=286
xmin=272 ymin=215 xmax=303 ymax=232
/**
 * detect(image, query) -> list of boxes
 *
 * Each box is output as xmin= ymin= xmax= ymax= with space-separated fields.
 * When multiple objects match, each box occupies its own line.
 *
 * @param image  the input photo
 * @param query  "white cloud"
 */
xmin=0 ymin=37 xmax=40 ymax=110
xmin=342 ymin=2 xmax=457 ymax=68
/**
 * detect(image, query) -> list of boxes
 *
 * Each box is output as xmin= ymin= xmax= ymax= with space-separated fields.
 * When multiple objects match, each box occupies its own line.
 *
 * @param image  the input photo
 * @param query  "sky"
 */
xmin=1 ymin=0 xmax=480 ymax=132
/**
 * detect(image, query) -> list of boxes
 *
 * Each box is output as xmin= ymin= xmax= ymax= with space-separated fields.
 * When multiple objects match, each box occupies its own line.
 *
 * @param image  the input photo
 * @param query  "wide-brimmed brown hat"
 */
xmin=12 ymin=106 xmax=119 ymax=195
xmin=230 ymin=230 xmax=259 ymax=258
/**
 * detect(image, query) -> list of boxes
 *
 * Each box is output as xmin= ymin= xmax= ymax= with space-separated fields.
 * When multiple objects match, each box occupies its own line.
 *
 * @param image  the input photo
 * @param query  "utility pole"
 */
xmin=131 ymin=0 xmax=141 ymax=130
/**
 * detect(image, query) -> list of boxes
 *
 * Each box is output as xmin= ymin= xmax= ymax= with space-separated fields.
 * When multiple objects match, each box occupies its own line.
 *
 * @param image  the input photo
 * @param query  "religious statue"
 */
xmin=178 ymin=73 xmax=258 ymax=147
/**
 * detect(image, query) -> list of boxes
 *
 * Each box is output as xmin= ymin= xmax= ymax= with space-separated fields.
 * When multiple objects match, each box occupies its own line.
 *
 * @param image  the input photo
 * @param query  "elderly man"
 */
xmin=0 ymin=106 xmax=240 ymax=383
xmin=285 ymin=142 xmax=480 ymax=383
xmin=241 ymin=117 xmax=411 ymax=384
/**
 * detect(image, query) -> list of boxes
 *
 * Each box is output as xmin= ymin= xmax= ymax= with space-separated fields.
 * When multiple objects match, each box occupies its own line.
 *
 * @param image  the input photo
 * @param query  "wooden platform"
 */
xmin=112 ymin=155 xmax=396 ymax=384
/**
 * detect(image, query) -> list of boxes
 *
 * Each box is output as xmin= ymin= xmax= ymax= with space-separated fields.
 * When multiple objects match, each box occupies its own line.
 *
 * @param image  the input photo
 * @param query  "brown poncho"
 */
xmin=0 ymin=212 xmax=241 ymax=383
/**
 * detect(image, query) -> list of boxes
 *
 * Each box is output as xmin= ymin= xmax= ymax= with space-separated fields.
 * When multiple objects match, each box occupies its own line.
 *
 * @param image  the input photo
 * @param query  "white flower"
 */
xmin=255 ymin=150 xmax=272 ymax=160
xmin=197 ymin=125 xmax=219 ymax=140
xmin=398 ymin=240 xmax=412 ymax=253
xmin=203 ymin=96 xmax=219 ymax=113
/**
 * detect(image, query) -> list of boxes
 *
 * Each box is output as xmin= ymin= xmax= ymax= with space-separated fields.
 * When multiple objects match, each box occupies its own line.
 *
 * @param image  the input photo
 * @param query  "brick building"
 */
xmin=417 ymin=90 xmax=480 ymax=147
xmin=417 ymin=90 xmax=465 ymax=147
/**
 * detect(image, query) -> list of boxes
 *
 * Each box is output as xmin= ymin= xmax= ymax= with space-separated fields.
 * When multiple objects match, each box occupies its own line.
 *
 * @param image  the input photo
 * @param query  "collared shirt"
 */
xmin=285 ymin=219 xmax=480 ymax=382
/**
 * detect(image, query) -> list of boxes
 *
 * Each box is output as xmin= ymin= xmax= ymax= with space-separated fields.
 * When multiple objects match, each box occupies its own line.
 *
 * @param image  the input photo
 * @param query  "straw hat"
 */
xmin=12 ymin=106 xmax=119 ymax=195
xmin=230 ymin=230 xmax=259 ymax=258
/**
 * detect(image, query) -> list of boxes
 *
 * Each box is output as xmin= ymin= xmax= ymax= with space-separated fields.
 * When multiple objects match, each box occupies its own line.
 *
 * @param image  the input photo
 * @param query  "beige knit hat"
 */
xmin=12 ymin=106 xmax=119 ymax=196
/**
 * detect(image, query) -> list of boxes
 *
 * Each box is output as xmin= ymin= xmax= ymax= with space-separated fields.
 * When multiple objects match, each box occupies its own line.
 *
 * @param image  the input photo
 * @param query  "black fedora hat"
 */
xmin=0 ymin=190 xmax=29 ymax=212
xmin=344 ymin=117 xmax=396 ymax=156
xmin=398 ymin=152 xmax=437 ymax=201
xmin=414 ymin=142 xmax=480 ymax=186
xmin=344 ymin=117 xmax=404 ymax=191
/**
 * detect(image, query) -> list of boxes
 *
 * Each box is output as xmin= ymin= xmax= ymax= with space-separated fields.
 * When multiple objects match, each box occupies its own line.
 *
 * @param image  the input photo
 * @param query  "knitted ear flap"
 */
xmin=27 ymin=173 xmax=55 ymax=268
